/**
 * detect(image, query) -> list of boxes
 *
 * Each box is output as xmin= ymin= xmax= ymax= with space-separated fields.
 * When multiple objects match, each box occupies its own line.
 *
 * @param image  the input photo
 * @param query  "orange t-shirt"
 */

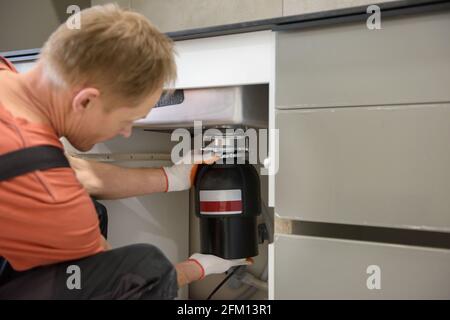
xmin=0 ymin=57 xmax=104 ymax=271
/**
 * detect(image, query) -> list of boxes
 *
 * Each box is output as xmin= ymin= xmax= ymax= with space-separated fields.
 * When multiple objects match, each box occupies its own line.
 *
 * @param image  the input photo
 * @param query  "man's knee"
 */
xmin=114 ymin=244 xmax=178 ymax=299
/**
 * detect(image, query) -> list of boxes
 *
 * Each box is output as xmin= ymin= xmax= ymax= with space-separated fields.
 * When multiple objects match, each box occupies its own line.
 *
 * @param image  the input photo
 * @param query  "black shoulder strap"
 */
xmin=0 ymin=145 xmax=70 ymax=182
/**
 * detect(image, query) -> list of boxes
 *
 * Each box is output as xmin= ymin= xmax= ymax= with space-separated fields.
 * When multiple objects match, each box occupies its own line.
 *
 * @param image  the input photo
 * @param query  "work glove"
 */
xmin=188 ymin=253 xmax=253 ymax=279
xmin=162 ymin=149 xmax=219 ymax=192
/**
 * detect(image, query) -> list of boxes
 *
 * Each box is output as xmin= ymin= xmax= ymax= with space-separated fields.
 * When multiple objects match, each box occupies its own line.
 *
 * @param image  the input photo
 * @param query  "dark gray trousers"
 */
xmin=0 ymin=244 xmax=178 ymax=300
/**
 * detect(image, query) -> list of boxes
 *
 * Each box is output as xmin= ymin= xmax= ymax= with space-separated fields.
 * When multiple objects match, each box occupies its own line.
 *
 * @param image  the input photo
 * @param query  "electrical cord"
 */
xmin=206 ymin=266 xmax=243 ymax=300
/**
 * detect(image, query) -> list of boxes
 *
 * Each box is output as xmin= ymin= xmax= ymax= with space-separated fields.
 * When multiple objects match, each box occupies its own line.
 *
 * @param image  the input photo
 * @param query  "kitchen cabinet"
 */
xmin=274 ymin=234 xmax=450 ymax=299
xmin=273 ymin=8 xmax=450 ymax=299
xmin=132 ymin=0 xmax=282 ymax=32
xmin=276 ymin=10 xmax=450 ymax=109
xmin=276 ymin=104 xmax=450 ymax=232
xmin=92 ymin=0 xmax=282 ymax=33
xmin=93 ymin=0 xmax=408 ymax=34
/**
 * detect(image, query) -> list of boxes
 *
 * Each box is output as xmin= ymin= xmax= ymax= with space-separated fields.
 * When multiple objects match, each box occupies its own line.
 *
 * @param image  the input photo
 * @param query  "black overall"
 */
xmin=0 ymin=146 xmax=178 ymax=299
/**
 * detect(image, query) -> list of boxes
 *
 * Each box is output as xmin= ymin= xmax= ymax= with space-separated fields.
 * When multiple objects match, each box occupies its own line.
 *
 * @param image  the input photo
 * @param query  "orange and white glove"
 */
xmin=162 ymin=150 xmax=219 ymax=192
xmin=188 ymin=253 xmax=253 ymax=279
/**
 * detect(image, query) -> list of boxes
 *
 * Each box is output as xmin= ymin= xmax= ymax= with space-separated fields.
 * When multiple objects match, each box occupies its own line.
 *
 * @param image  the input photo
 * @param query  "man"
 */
xmin=0 ymin=4 xmax=250 ymax=299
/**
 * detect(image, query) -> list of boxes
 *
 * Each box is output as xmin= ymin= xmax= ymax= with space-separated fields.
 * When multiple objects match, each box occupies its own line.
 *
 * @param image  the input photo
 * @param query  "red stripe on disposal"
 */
xmin=200 ymin=201 xmax=242 ymax=212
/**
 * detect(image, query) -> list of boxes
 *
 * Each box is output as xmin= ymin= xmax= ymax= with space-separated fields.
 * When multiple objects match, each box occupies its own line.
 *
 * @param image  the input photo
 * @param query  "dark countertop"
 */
xmin=1 ymin=0 xmax=449 ymax=61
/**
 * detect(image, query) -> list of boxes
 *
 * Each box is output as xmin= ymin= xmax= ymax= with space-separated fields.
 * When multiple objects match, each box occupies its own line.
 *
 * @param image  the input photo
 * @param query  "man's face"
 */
xmin=67 ymin=87 xmax=163 ymax=151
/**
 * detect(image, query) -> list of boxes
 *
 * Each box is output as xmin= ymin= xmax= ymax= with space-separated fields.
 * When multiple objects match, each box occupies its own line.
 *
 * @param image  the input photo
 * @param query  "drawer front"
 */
xmin=276 ymin=11 xmax=450 ymax=109
xmin=275 ymin=104 xmax=450 ymax=231
xmin=274 ymin=234 xmax=450 ymax=299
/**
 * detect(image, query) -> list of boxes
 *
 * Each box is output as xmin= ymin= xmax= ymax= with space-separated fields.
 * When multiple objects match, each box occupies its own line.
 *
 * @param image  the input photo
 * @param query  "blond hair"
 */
xmin=41 ymin=4 xmax=176 ymax=104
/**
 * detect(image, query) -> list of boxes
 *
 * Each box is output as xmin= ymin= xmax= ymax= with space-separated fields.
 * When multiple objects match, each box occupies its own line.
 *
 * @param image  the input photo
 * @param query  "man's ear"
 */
xmin=72 ymin=88 xmax=100 ymax=113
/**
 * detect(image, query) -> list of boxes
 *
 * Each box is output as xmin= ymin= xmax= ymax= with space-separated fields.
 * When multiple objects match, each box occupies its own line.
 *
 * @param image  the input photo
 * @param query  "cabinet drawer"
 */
xmin=274 ymin=234 xmax=450 ymax=299
xmin=276 ymin=10 xmax=450 ymax=108
xmin=275 ymin=104 xmax=450 ymax=231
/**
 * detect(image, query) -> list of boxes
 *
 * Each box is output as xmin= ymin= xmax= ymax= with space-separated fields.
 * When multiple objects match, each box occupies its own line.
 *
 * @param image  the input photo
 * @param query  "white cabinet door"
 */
xmin=274 ymin=234 xmax=450 ymax=299
xmin=275 ymin=104 xmax=450 ymax=232
xmin=276 ymin=10 xmax=450 ymax=108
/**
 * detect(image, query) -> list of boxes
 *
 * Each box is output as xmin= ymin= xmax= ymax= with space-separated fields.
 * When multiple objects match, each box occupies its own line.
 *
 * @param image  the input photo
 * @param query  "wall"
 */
xmin=0 ymin=0 xmax=90 ymax=52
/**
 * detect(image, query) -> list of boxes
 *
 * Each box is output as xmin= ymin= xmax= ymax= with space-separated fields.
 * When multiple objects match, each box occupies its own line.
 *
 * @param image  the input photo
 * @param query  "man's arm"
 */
xmin=68 ymin=150 xmax=218 ymax=199
xmin=176 ymin=254 xmax=252 ymax=287
xmin=68 ymin=155 xmax=167 ymax=200
xmin=175 ymin=260 xmax=203 ymax=287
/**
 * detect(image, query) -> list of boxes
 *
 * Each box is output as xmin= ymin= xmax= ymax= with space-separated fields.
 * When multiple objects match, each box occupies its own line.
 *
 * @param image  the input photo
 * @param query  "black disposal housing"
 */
xmin=194 ymin=163 xmax=261 ymax=259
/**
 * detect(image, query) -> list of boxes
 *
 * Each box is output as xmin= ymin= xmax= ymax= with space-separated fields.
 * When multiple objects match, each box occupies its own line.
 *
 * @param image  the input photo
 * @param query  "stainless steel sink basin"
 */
xmin=134 ymin=84 xmax=268 ymax=130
